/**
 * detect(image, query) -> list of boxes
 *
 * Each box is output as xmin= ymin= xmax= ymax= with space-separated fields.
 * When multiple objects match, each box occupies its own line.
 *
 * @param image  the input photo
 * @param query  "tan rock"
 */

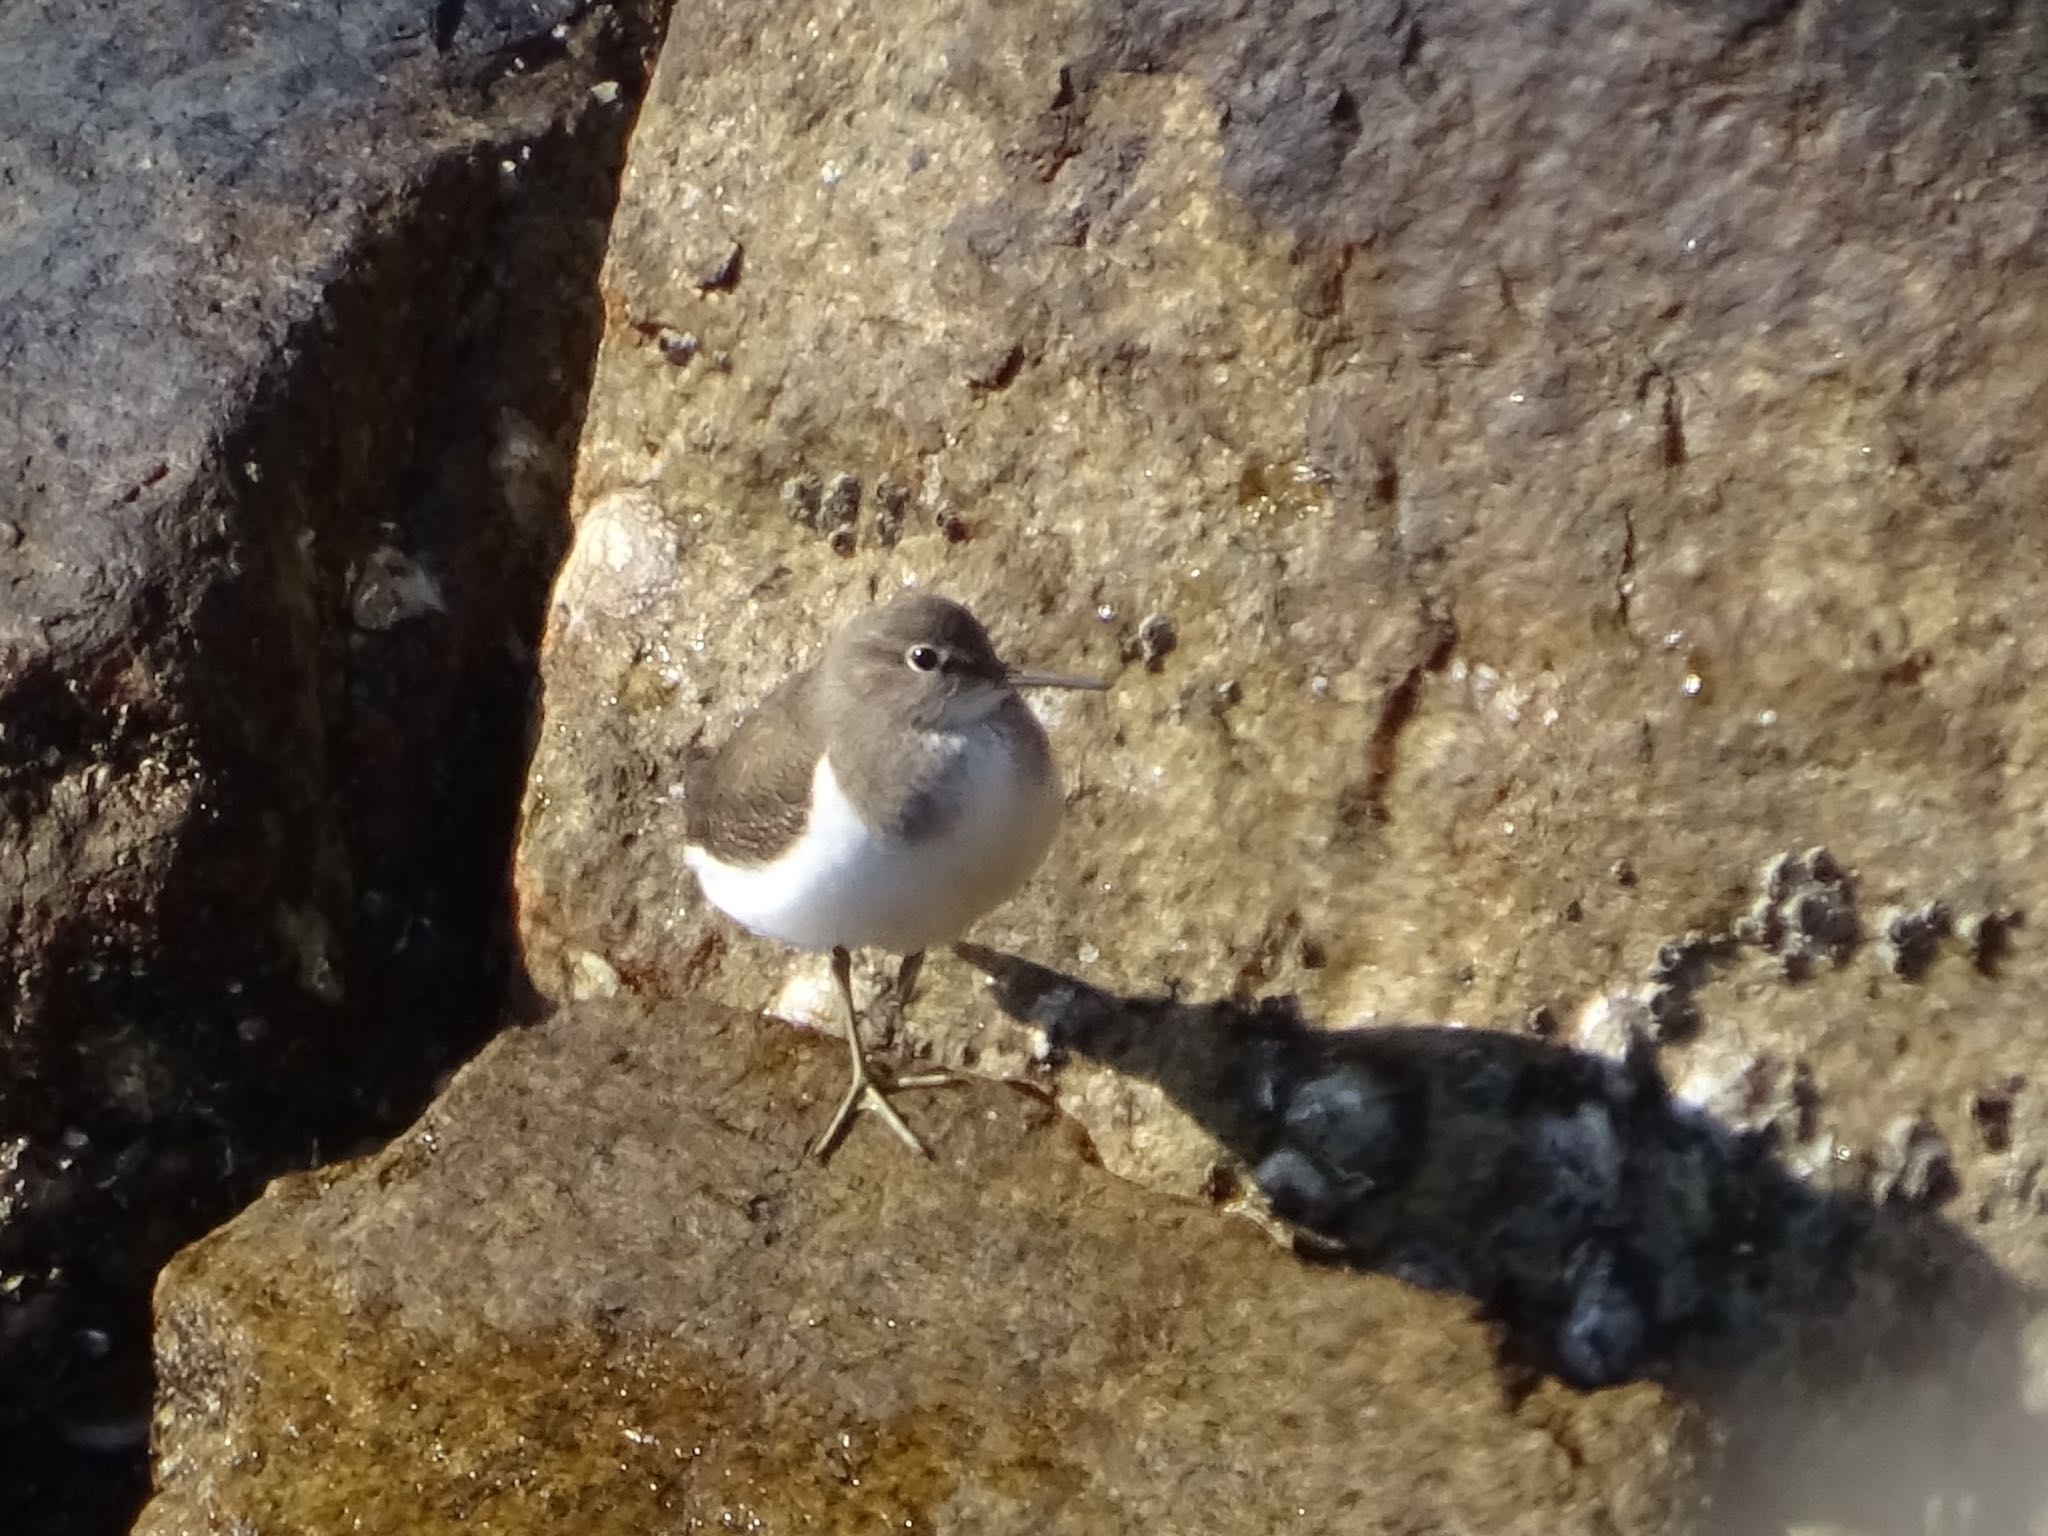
xmin=478 ymin=0 xmax=2048 ymax=1526
xmin=139 ymin=997 xmax=1700 ymax=1534
xmin=518 ymin=0 xmax=2048 ymax=1286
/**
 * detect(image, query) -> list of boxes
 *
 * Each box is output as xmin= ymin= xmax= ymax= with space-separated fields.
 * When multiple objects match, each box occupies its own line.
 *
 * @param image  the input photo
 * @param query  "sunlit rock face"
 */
xmin=522 ymin=0 xmax=2048 ymax=1245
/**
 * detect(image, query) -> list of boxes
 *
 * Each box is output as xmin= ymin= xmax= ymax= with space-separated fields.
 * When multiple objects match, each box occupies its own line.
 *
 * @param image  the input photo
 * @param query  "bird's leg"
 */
xmin=895 ymin=948 xmax=925 ymax=1010
xmin=888 ymin=950 xmax=958 ymax=1097
xmin=811 ymin=946 xmax=950 ymax=1160
xmin=886 ymin=949 xmax=954 ymax=1091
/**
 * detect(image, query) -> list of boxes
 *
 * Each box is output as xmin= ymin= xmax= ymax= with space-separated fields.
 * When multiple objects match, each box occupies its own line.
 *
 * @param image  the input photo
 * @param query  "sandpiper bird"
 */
xmin=683 ymin=593 xmax=1107 ymax=1159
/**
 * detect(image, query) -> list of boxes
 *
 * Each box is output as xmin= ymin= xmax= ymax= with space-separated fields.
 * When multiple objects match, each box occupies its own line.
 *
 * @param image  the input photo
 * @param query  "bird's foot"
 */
xmin=811 ymin=1057 xmax=959 ymax=1162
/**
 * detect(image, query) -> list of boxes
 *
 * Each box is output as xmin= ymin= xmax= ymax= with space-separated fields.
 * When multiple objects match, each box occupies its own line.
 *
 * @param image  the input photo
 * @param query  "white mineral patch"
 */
xmin=568 ymin=949 xmax=621 ymax=1001
xmin=350 ymin=547 xmax=445 ymax=631
xmin=766 ymin=962 xmax=839 ymax=1034
xmin=550 ymin=489 xmax=680 ymax=632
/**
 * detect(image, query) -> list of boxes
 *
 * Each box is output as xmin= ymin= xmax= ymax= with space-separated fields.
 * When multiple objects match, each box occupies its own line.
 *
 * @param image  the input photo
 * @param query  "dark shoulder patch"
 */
xmin=686 ymin=669 xmax=821 ymax=865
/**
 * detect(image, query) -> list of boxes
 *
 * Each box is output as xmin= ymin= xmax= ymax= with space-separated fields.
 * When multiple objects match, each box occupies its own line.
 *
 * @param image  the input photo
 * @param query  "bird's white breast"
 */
xmin=684 ymin=730 xmax=1062 ymax=955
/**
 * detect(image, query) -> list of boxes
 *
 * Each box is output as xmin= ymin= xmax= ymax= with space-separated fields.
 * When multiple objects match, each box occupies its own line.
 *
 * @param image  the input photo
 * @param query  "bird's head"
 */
xmin=825 ymin=593 xmax=1106 ymax=732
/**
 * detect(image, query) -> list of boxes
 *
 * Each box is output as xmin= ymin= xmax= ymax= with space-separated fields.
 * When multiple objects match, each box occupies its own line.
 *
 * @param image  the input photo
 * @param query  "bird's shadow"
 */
xmin=957 ymin=943 xmax=2047 ymax=1536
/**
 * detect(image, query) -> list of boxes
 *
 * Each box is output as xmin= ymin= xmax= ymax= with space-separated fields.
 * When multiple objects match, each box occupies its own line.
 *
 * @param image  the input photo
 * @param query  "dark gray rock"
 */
xmin=0 ymin=1 xmax=669 ymax=1528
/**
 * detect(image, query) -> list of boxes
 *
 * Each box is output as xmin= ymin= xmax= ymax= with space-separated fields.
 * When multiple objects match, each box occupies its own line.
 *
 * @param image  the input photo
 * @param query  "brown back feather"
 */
xmin=684 ymin=666 xmax=824 ymax=865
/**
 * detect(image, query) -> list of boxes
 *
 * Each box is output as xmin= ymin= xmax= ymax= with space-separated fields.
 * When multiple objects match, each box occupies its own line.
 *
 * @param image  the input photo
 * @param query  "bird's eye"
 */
xmin=906 ymin=644 xmax=942 ymax=673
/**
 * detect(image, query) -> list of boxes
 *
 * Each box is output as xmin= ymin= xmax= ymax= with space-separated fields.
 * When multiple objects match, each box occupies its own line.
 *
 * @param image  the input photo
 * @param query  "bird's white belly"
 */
xmin=685 ymin=741 xmax=1061 ymax=955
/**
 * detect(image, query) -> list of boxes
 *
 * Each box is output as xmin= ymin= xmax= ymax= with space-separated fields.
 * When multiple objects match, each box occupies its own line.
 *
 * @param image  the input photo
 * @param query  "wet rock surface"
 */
xmin=140 ymin=994 xmax=1702 ymax=1535
xmin=1 ymin=0 xmax=669 ymax=1528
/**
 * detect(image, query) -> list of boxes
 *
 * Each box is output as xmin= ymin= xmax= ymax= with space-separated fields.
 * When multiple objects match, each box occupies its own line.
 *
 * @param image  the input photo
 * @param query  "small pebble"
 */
xmin=1556 ymin=1251 xmax=1648 ymax=1389
xmin=656 ymin=328 xmax=700 ymax=366
xmin=1969 ymin=1079 xmax=2022 ymax=1153
xmin=821 ymin=473 xmax=862 ymax=528
xmin=1253 ymin=1147 xmax=1343 ymax=1226
xmin=1137 ymin=613 xmax=1178 ymax=671
xmin=872 ymin=478 xmax=910 ymax=547
xmin=1282 ymin=1068 xmax=1404 ymax=1184
xmin=1643 ymin=983 xmax=1700 ymax=1042
xmin=781 ymin=473 xmax=824 ymax=528
xmin=1879 ymin=1115 xmax=1957 ymax=1206
xmin=697 ymin=239 xmax=744 ymax=291
xmin=1881 ymin=901 xmax=1952 ymax=980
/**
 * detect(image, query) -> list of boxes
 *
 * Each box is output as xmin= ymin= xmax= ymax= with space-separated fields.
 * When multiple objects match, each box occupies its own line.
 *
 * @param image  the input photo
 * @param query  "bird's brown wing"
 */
xmin=684 ymin=667 xmax=822 ymax=866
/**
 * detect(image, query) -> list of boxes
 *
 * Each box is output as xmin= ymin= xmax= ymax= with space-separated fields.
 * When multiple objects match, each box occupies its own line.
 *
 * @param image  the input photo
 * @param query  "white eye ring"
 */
xmin=906 ymin=644 xmax=942 ymax=673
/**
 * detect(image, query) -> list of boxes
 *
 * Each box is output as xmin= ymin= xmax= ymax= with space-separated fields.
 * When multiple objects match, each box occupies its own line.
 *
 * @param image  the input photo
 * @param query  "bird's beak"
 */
xmin=1007 ymin=666 xmax=1110 ymax=691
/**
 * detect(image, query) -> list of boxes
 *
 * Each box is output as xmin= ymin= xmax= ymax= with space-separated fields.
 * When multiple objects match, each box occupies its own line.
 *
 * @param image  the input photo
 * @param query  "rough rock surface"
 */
xmin=141 ymin=995 xmax=1703 ymax=1535
xmin=518 ymin=0 xmax=2048 ymax=1261
xmin=1 ymin=0 xmax=667 ymax=1527
xmin=497 ymin=0 xmax=2048 ymax=1524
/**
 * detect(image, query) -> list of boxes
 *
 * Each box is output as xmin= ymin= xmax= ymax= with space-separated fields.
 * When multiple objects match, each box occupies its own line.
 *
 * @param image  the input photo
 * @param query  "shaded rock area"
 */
xmin=140 ymin=994 xmax=1703 ymax=1535
xmin=1 ymin=0 xmax=670 ymax=1529
xmin=967 ymin=947 xmax=2048 ymax=1536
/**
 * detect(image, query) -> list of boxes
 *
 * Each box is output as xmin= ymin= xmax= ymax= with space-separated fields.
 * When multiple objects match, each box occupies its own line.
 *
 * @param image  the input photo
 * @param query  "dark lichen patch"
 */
xmin=967 ymin=949 xmax=1856 ymax=1392
xmin=1962 ymin=907 xmax=2024 ymax=976
xmin=1968 ymin=1078 xmax=2022 ymax=1154
xmin=781 ymin=471 xmax=876 ymax=555
xmin=872 ymin=476 xmax=912 ymax=548
xmin=1879 ymin=901 xmax=1953 ymax=981
xmin=1716 ymin=853 xmax=2016 ymax=993
xmin=1638 ymin=930 xmax=1733 ymax=1043
xmin=1733 ymin=847 xmax=1861 ymax=980
xmin=1875 ymin=1115 xmax=1958 ymax=1208
xmin=695 ymin=238 xmax=744 ymax=292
